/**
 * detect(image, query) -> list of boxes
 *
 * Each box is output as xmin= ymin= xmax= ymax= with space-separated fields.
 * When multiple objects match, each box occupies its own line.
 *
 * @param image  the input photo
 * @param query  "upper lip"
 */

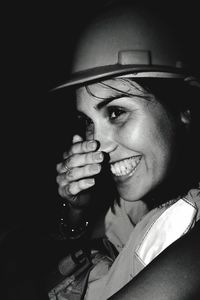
xmin=109 ymin=155 xmax=142 ymax=165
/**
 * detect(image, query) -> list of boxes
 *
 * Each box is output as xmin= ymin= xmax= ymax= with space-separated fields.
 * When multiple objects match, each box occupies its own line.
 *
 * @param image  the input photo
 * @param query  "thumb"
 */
xmin=72 ymin=134 xmax=83 ymax=144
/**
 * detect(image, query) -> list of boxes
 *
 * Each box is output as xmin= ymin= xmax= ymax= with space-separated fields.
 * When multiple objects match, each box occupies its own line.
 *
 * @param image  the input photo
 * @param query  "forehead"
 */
xmin=75 ymin=78 xmax=148 ymax=103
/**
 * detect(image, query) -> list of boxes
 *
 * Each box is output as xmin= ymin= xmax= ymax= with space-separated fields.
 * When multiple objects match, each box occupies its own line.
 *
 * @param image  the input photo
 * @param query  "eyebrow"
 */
xmin=95 ymin=94 xmax=131 ymax=110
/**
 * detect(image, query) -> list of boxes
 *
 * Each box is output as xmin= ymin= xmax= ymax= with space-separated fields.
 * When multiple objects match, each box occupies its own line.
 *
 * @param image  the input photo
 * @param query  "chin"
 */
xmin=117 ymin=185 xmax=146 ymax=202
xmin=117 ymin=179 xmax=158 ymax=202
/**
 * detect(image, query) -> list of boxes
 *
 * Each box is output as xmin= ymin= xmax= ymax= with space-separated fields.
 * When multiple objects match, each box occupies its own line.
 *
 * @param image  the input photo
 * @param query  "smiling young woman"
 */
xmin=52 ymin=1 xmax=200 ymax=299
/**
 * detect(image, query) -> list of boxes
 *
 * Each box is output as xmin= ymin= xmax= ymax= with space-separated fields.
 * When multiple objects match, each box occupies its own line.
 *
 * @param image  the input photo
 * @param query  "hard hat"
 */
xmin=53 ymin=1 xmax=199 ymax=90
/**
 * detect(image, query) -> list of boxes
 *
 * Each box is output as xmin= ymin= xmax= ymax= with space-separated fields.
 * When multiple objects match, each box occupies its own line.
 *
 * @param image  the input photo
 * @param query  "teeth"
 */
xmin=110 ymin=156 xmax=141 ymax=177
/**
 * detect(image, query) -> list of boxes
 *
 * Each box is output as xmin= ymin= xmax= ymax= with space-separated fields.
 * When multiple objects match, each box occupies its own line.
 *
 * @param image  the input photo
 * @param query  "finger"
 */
xmin=70 ymin=140 xmax=100 ymax=155
xmin=56 ymin=161 xmax=68 ymax=173
xmin=62 ymin=139 xmax=99 ymax=160
xmin=68 ymin=151 xmax=104 ymax=168
xmin=56 ymin=151 xmax=103 ymax=174
xmin=58 ymin=178 xmax=95 ymax=199
xmin=58 ymin=185 xmax=74 ymax=200
xmin=62 ymin=135 xmax=83 ymax=159
xmin=56 ymin=163 xmax=101 ymax=186
xmin=58 ymin=142 xmax=102 ymax=172
xmin=72 ymin=134 xmax=83 ymax=143
xmin=68 ymin=178 xmax=95 ymax=196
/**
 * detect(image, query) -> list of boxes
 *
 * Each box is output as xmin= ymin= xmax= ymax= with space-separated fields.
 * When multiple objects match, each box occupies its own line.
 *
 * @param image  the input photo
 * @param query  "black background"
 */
xmin=2 ymin=0 xmax=200 ymax=231
xmin=1 ymin=2 xmax=200 ymax=299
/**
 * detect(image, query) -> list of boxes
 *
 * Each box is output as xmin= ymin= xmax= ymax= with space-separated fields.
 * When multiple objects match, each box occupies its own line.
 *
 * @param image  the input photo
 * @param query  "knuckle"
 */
xmin=56 ymin=162 xmax=62 ymax=172
xmin=70 ymin=142 xmax=80 ymax=154
xmin=58 ymin=183 xmax=71 ymax=198
xmin=58 ymin=186 xmax=66 ymax=198
xmin=58 ymin=177 xmax=68 ymax=188
xmin=62 ymin=151 xmax=69 ymax=159
xmin=68 ymin=156 xmax=75 ymax=168
xmin=56 ymin=174 xmax=61 ymax=184
xmin=81 ymin=140 xmax=92 ymax=152
xmin=68 ymin=148 xmax=74 ymax=156
xmin=82 ymin=141 xmax=89 ymax=152
xmin=67 ymin=153 xmax=82 ymax=168
xmin=66 ymin=154 xmax=80 ymax=168
xmin=85 ymin=152 xmax=92 ymax=163
xmin=67 ymin=168 xmax=74 ymax=180
xmin=57 ymin=171 xmax=74 ymax=186
xmin=68 ymin=182 xmax=76 ymax=195
xmin=63 ymin=157 xmax=72 ymax=170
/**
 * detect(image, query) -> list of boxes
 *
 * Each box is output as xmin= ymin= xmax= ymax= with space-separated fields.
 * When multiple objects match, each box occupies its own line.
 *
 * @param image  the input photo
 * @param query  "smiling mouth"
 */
xmin=110 ymin=156 xmax=142 ymax=177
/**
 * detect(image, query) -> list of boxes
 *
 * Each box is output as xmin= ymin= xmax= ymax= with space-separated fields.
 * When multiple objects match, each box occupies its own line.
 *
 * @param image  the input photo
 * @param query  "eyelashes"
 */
xmin=107 ymin=106 xmax=127 ymax=121
xmin=77 ymin=107 xmax=126 ymax=124
xmin=76 ymin=105 xmax=128 ymax=137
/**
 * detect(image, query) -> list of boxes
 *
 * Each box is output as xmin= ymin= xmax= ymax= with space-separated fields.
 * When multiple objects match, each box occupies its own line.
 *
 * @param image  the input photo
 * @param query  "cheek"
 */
xmin=115 ymin=117 xmax=149 ymax=150
xmin=116 ymin=114 xmax=176 ymax=173
xmin=145 ymin=116 xmax=178 ymax=179
xmin=153 ymin=113 xmax=177 ymax=154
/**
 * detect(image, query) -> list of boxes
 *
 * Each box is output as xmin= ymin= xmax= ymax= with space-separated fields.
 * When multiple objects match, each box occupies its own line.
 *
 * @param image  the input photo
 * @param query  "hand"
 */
xmin=56 ymin=134 xmax=104 ymax=208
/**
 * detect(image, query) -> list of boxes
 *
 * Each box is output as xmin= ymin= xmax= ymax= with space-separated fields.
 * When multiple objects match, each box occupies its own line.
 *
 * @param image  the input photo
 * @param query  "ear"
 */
xmin=180 ymin=109 xmax=191 ymax=128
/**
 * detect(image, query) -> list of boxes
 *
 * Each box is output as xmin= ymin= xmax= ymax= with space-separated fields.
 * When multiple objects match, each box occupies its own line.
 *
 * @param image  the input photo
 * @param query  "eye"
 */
xmin=108 ymin=106 xmax=126 ymax=121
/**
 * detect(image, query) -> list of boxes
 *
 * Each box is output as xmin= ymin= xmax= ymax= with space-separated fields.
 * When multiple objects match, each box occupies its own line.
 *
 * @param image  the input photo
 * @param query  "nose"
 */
xmin=93 ymin=123 xmax=116 ymax=154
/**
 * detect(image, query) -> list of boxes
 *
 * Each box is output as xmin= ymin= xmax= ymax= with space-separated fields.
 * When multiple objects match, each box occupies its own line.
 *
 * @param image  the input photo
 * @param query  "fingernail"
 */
xmin=88 ymin=141 xmax=96 ymax=150
xmin=86 ymin=178 xmax=95 ymax=186
xmin=90 ymin=164 xmax=100 ymax=172
xmin=94 ymin=152 xmax=103 ymax=161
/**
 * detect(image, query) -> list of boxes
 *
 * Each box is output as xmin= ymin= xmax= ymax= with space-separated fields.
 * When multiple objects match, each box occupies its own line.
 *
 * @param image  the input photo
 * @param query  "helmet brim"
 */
xmin=52 ymin=65 xmax=191 ymax=91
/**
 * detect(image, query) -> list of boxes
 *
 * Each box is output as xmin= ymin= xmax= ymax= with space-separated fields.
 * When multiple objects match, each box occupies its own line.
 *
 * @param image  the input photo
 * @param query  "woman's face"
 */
xmin=76 ymin=79 xmax=181 ymax=202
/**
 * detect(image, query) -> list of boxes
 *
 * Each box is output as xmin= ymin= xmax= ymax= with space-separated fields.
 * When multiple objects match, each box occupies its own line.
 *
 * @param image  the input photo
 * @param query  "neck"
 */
xmin=122 ymin=199 xmax=149 ymax=226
